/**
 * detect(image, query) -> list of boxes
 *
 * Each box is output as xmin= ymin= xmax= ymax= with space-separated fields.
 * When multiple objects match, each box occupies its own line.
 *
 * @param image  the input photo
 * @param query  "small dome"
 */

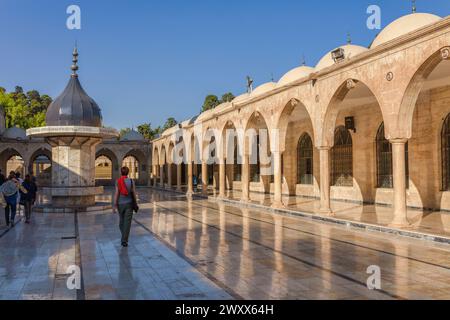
xmin=371 ymin=13 xmax=441 ymax=48
xmin=3 ymin=126 xmax=27 ymax=140
xmin=214 ymin=102 xmax=232 ymax=114
xmin=120 ymin=130 xmax=145 ymax=141
xmin=232 ymin=93 xmax=251 ymax=103
xmin=277 ymin=66 xmax=314 ymax=87
xmin=197 ymin=108 xmax=214 ymax=122
xmin=251 ymin=82 xmax=276 ymax=96
xmin=46 ymin=48 xmax=103 ymax=127
xmin=162 ymin=124 xmax=181 ymax=136
xmin=315 ymin=44 xmax=368 ymax=71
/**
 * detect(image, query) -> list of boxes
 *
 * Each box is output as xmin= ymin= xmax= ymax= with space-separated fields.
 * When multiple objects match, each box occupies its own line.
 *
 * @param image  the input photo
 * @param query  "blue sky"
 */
xmin=0 ymin=0 xmax=448 ymax=130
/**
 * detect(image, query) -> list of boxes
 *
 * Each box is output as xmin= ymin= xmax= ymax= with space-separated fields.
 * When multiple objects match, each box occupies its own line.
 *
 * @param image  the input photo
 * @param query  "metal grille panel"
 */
xmin=297 ymin=133 xmax=313 ymax=185
xmin=331 ymin=126 xmax=353 ymax=187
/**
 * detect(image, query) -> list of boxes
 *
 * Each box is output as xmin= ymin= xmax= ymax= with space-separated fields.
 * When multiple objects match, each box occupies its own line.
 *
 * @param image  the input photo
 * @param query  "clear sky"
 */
xmin=0 ymin=0 xmax=448 ymax=130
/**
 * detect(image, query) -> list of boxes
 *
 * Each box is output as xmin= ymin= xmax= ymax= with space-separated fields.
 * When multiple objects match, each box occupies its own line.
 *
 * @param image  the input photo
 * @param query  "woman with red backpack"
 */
xmin=113 ymin=167 xmax=138 ymax=247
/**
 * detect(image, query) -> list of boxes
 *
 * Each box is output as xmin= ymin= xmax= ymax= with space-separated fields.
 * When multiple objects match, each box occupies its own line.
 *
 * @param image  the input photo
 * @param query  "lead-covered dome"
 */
xmin=120 ymin=129 xmax=145 ymax=141
xmin=371 ymin=13 xmax=442 ymax=48
xmin=3 ymin=126 xmax=27 ymax=140
xmin=46 ymin=48 xmax=102 ymax=127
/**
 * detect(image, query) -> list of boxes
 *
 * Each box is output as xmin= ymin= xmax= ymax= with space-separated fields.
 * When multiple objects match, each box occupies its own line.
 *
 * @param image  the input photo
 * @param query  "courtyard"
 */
xmin=1 ymin=188 xmax=450 ymax=300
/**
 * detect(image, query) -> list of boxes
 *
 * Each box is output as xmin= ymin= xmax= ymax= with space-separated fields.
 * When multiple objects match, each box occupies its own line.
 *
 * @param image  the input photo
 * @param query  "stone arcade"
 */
xmin=152 ymin=12 xmax=450 ymax=227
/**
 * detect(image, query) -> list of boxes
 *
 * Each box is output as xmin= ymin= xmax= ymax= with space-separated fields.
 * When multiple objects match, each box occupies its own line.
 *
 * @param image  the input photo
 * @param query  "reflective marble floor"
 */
xmin=2 ymin=188 xmax=450 ymax=299
xmin=166 ymin=185 xmax=450 ymax=239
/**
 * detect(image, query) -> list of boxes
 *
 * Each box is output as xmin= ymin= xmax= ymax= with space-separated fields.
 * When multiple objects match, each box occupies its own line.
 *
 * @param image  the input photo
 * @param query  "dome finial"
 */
xmin=301 ymin=54 xmax=306 ymax=66
xmin=412 ymin=0 xmax=417 ymax=13
xmin=71 ymin=43 xmax=79 ymax=77
xmin=347 ymin=32 xmax=352 ymax=44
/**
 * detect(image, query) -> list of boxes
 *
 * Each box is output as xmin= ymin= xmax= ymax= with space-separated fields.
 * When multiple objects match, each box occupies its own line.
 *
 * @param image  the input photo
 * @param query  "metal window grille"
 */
xmin=331 ymin=126 xmax=353 ymax=187
xmin=376 ymin=122 xmax=409 ymax=188
xmin=297 ymin=133 xmax=314 ymax=185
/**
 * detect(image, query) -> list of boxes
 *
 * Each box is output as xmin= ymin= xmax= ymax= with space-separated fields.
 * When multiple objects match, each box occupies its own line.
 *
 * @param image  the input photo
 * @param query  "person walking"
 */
xmin=113 ymin=167 xmax=138 ymax=247
xmin=0 ymin=172 xmax=26 ymax=228
xmin=15 ymin=172 xmax=23 ymax=216
xmin=20 ymin=174 xmax=38 ymax=224
xmin=0 ymin=169 xmax=5 ymax=186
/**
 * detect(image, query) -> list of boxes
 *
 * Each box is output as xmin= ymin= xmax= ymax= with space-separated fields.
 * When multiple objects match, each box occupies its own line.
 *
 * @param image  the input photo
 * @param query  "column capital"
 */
xmin=317 ymin=146 xmax=332 ymax=151
xmin=389 ymin=138 xmax=408 ymax=144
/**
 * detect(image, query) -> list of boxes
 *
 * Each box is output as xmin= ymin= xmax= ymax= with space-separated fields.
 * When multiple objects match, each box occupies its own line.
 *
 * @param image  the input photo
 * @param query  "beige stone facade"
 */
xmin=152 ymin=13 xmax=450 ymax=226
xmin=0 ymin=131 xmax=152 ymax=186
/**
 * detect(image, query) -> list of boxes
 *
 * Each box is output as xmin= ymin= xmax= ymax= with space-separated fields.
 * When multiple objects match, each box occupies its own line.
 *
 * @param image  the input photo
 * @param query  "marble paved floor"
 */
xmin=134 ymin=190 xmax=450 ymax=300
xmin=0 ymin=201 xmax=230 ymax=300
xmin=165 ymin=185 xmax=450 ymax=238
xmin=2 ymin=188 xmax=450 ymax=299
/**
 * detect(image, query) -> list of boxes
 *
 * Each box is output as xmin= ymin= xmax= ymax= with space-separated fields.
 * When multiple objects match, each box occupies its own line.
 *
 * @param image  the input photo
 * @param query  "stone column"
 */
xmin=319 ymin=147 xmax=332 ymax=215
xmin=153 ymin=165 xmax=158 ymax=187
xmin=201 ymin=161 xmax=208 ymax=195
xmin=187 ymin=161 xmax=193 ymax=195
xmin=167 ymin=163 xmax=172 ymax=188
xmin=272 ymin=151 xmax=284 ymax=208
xmin=219 ymin=159 xmax=226 ymax=198
xmin=159 ymin=165 xmax=164 ymax=187
xmin=390 ymin=139 xmax=410 ymax=227
xmin=176 ymin=164 xmax=182 ymax=191
xmin=241 ymin=155 xmax=250 ymax=201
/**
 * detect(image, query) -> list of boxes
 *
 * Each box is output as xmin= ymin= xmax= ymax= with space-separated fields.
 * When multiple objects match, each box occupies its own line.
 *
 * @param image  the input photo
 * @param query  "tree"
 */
xmin=119 ymin=127 xmax=131 ymax=138
xmin=201 ymin=95 xmax=220 ymax=113
xmin=137 ymin=123 xmax=151 ymax=140
xmin=162 ymin=117 xmax=178 ymax=131
xmin=14 ymin=86 xmax=23 ymax=94
xmin=0 ymin=86 xmax=50 ymax=129
xmin=220 ymin=92 xmax=235 ymax=103
xmin=137 ymin=123 xmax=162 ymax=140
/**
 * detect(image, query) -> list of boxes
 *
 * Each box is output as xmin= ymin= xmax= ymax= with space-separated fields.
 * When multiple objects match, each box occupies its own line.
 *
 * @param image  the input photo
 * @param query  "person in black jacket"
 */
xmin=20 ymin=174 xmax=38 ymax=224
xmin=0 ymin=169 xmax=5 ymax=186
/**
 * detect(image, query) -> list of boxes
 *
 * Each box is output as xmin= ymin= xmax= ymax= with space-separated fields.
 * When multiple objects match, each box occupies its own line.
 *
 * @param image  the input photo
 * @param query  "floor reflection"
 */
xmin=135 ymin=188 xmax=450 ymax=300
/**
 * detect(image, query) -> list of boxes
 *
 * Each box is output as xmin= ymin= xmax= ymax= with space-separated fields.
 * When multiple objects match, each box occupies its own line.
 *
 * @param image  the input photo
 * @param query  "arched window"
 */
xmin=297 ymin=133 xmax=313 ymax=185
xmin=442 ymin=115 xmax=450 ymax=190
xmin=376 ymin=122 xmax=409 ymax=188
xmin=331 ymin=126 xmax=353 ymax=186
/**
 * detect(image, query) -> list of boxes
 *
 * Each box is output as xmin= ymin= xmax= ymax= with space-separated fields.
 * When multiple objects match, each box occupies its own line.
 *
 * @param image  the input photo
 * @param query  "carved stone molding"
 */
xmin=290 ymin=98 xmax=299 ymax=107
xmin=441 ymin=47 xmax=450 ymax=60
xmin=346 ymin=79 xmax=356 ymax=90
xmin=386 ymin=72 xmax=394 ymax=81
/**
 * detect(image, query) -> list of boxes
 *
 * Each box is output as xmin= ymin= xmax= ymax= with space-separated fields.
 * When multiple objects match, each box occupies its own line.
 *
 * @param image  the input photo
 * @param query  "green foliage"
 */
xmin=221 ymin=92 xmax=235 ymax=103
xmin=137 ymin=123 xmax=162 ymax=140
xmin=162 ymin=117 xmax=178 ymax=131
xmin=119 ymin=127 xmax=131 ymax=138
xmin=200 ymin=92 xmax=235 ymax=113
xmin=201 ymin=95 xmax=220 ymax=113
xmin=0 ymin=86 xmax=51 ymax=129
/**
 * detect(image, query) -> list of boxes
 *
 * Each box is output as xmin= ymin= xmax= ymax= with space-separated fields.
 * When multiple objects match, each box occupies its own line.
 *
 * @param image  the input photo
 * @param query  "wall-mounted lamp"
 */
xmin=345 ymin=116 xmax=356 ymax=133
xmin=331 ymin=48 xmax=345 ymax=63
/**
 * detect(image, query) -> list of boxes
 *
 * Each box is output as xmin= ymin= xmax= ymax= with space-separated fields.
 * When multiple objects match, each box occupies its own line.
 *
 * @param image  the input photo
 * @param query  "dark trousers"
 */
xmin=24 ymin=200 xmax=32 ymax=221
xmin=4 ymin=194 xmax=17 ymax=225
xmin=118 ymin=203 xmax=133 ymax=243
